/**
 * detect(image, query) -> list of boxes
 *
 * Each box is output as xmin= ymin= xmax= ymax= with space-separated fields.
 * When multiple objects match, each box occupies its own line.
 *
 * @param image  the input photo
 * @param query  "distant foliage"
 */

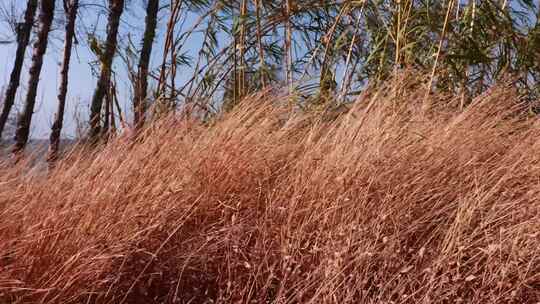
xmin=2 ymin=0 xmax=540 ymax=148
xmin=133 ymin=0 xmax=540 ymax=110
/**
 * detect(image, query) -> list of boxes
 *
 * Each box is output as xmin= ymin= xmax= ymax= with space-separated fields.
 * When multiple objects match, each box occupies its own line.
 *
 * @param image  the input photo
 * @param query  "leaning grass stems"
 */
xmin=1 ymin=77 xmax=539 ymax=303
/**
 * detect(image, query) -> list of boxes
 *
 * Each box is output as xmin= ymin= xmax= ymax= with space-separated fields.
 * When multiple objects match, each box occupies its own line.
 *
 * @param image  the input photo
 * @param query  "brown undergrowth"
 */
xmin=1 ymin=81 xmax=539 ymax=303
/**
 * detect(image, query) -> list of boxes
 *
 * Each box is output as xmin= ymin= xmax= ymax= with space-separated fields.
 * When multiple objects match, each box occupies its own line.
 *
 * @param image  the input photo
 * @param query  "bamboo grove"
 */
xmin=0 ymin=0 xmax=539 ymax=158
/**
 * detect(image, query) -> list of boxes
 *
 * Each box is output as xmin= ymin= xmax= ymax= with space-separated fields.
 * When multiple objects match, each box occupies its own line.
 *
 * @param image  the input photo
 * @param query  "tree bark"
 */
xmin=254 ymin=0 xmax=267 ymax=88
xmin=88 ymin=0 xmax=125 ymax=141
xmin=238 ymin=0 xmax=248 ymax=98
xmin=156 ymin=0 xmax=182 ymax=104
xmin=48 ymin=0 xmax=79 ymax=162
xmin=133 ymin=0 xmax=159 ymax=130
xmin=0 ymin=0 xmax=38 ymax=141
xmin=103 ymin=87 xmax=111 ymax=137
xmin=13 ymin=0 xmax=55 ymax=153
xmin=284 ymin=0 xmax=293 ymax=95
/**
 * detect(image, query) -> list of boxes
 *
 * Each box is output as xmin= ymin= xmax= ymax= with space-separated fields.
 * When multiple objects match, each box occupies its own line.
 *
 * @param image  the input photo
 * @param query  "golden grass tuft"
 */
xmin=1 ymin=82 xmax=539 ymax=303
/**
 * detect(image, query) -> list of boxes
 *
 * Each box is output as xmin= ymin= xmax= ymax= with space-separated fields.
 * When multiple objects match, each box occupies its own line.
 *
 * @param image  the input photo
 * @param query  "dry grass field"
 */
xmin=1 ymin=81 xmax=539 ymax=303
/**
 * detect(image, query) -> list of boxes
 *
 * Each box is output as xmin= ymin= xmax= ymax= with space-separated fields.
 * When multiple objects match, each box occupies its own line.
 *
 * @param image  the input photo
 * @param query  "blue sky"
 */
xmin=0 ymin=1 xmax=205 ymax=139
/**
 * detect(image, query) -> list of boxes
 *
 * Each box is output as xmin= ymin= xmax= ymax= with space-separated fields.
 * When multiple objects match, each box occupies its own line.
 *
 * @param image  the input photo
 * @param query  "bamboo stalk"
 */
xmin=423 ymin=0 xmax=455 ymax=110
xmin=284 ymin=0 xmax=293 ymax=96
xmin=254 ymin=0 xmax=267 ymax=88
xmin=338 ymin=7 xmax=364 ymax=104
xmin=319 ymin=2 xmax=350 ymax=105
xmin=239 ymin=0 xmax=248 ymax=98
xmin=157 ymin=0 xmax=183 ymax=100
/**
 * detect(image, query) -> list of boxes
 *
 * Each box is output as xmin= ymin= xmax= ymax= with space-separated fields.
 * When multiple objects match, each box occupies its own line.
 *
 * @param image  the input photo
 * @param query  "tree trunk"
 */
xmin=254 ymin=0 xmax=267 ymax=88
xmin=156 ymin=0 xmax=182 ymax=105
xmin=0 ymin=0 xmax=38 ymax=141
xmin=238 ymin=0 xmax=248 ymax=98
xmin=133 ymin=0 xmax=159 ymax=130
xmin=48 ymin=0 xmax=79 ymax=162
xmin=88 ymin=0 xmax=125 ymax=141
xmin=103 ymin=88 xmax=111 ymax=138
xmin=13 ymin=0 xmax=55 ymax=153
xmin=284 ymin=0 xmax=293 ymax=95
xmin=109 ymin=89 xmax=116 ymax=133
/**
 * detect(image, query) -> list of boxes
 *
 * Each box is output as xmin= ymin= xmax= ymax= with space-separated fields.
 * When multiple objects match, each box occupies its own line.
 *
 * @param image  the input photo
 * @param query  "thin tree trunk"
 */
xmin=169 ymin=30 xmax=177 ymax=106
xmin=0 ymin=0 xmax=38 ymax=140
xmin=254 ymin=0 xmax=267 ymax=88
xmin=103 ymin=88 xmax=111 ymax=137
xmin=232 ymin=1 xmax=238 ymax=105
xmin=112 ymin=82 xmax=126 ymax=130
xmin=133 ymin=0 xmax=158 ymax=130
xmin=88 ymin=0 xmax=125 ymax=141
xmin=157 ymin=0 xmax=182 ymax=101
xmin=185 ymin=12 xmax=217 ymax=98
xmin=284 ymin=0 xmax=293 ymax=95
xmin=238 ymin=0 xmax=248 ymax=98
xmin=423 ymin=0 xmax=454 ymax=109
xmin=318 ymin=4 xmax=348 ymax=105
xmin=13 ymin=0 xmax=55 ymax=153
xmin=233 ymin=34 xmax=238 ymax=105
xmin=338 ymin=9 xmax=363 ymax=104
xmin=109 ymin=90 xmax=116 ymax=133
xmin=48 ymin=0 xmax=79 ymax=162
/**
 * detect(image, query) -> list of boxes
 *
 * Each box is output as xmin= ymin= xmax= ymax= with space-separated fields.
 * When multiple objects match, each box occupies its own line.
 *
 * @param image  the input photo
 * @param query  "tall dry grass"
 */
xmin=0 ymin=80 xmax=539 ymax=303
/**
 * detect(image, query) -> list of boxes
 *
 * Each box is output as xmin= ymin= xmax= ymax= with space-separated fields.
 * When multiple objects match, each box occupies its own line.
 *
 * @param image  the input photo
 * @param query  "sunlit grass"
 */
xmin=0 ymin=80 xmax=539 ymax=303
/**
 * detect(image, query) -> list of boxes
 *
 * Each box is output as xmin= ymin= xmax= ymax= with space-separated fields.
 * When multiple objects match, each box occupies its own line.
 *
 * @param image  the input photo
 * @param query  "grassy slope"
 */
xmin=0 ymin=82 xmax=539 ymax=303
